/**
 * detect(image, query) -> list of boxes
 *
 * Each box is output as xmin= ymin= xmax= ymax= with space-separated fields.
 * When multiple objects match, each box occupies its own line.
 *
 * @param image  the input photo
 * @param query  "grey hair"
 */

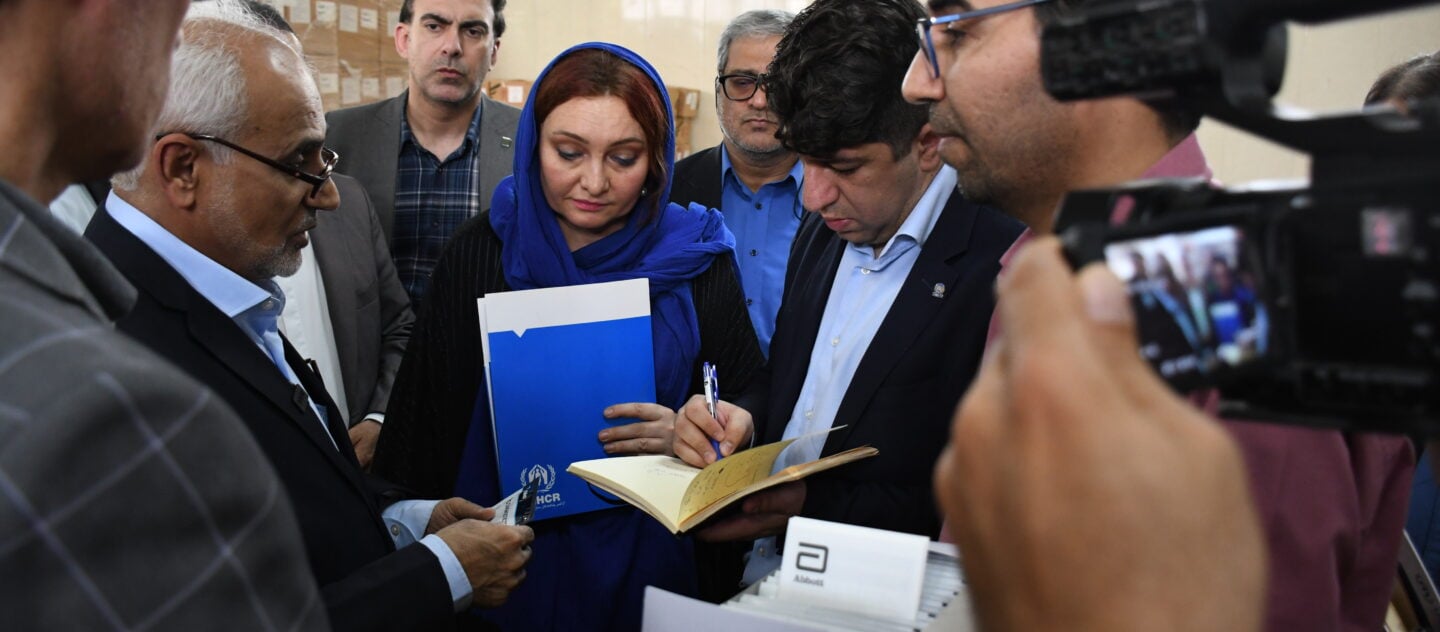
xmin=112 ymin=0 xmax=292 ymax=191
xmin=716 ymin=9 xmax=795 ymax=74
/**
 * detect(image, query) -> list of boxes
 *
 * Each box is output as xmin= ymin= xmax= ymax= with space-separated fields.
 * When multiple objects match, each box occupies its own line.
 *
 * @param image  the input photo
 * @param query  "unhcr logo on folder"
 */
xmin=521 ymin=465 xmax=564 ymax=508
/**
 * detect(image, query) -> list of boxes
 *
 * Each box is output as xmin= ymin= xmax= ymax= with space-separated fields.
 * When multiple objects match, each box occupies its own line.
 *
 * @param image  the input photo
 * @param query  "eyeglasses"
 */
xmin=156 ymin=132 xmax=340 ymax=198
xmin=716 ymin=73 xmax=768 ymax=102
xmin=915 ymin=0 xmax=1055 ymax=78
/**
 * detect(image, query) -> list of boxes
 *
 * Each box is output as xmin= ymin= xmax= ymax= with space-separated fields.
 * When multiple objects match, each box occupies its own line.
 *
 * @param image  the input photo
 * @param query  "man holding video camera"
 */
xmin=902 ymin=0 xmax=1415 ymax=630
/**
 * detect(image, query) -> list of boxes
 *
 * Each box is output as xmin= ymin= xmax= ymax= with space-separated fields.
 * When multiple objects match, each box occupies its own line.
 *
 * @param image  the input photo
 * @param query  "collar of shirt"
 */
xmin=844 ymin=164 xmax=957 ymax=269
xmin=1111 ymin=133 xmax=1212 ymax=225
xmin=399 ymin=95 xmax=486 ymax=162
xmin=719 ymin=145 xmax=805 ymax=198
xmin=105 ymin=192 xmax=275 ymax=320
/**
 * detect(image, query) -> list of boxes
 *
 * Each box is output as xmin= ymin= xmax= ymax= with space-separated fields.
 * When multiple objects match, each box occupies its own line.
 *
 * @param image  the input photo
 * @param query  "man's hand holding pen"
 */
xmin=673 ymin=394 xmax=754 ymax=467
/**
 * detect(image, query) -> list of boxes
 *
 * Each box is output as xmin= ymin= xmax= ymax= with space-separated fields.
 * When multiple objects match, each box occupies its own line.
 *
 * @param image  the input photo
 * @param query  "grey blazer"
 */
xmin=311 ymin=174 xmax=414 ymax=426
xmin=0 ymin=179 xmax=327 ymax=630
xmin=325 ymin=92 xmax=521 ymax=242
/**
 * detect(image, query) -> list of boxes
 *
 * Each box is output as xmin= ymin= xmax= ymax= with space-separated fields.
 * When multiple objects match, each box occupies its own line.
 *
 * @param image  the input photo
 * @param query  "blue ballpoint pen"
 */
xmin=702 ymin=362 xmax=723 ymax=460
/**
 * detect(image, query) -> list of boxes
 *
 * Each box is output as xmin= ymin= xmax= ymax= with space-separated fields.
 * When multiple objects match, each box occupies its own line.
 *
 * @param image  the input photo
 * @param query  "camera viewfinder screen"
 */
xmin=1104 ymin=226 xmax=1268 ymax=382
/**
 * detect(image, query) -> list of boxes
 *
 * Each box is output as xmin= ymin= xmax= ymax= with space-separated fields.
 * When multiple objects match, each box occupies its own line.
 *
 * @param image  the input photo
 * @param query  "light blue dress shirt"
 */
xmin=742 ymin=165 xmax=959 ymax=584
xmin=105 ymin=194 xmax=474 ymax=610
xmin=720 ymin=148 xmax=805 ymax=357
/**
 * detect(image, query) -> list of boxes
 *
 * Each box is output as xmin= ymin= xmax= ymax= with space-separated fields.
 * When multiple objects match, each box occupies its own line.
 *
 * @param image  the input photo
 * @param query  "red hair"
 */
xmin=532 ymin=48 xmax=670 ymax=220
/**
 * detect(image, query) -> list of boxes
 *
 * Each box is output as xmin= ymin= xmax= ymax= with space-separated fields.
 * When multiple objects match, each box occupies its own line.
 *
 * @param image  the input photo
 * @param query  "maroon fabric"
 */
xmin=1144 ymin=137 xmax=1412 ymax=631
xmin=941 ymin=135 xmax=1413 ymax=630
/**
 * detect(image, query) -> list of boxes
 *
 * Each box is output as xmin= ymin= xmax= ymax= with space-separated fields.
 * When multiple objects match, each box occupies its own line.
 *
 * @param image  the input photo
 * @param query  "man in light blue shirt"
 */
xmin=671 ymin=0 xmax=1023 ymax=589
xmin=85 ymin=5 xmax=532 ymax=629
xmin=672 ymin=9 xmax=801 ymax=357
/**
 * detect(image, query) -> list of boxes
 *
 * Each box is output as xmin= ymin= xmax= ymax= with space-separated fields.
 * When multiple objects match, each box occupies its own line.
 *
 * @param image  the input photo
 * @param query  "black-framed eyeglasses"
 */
xmin=717 ymin=73 xmax=768 ymax=102
xmin=915 ymin=0 xmax=1055 ymax=78
xmin=156 ymin=131 xmax=339 ymax=198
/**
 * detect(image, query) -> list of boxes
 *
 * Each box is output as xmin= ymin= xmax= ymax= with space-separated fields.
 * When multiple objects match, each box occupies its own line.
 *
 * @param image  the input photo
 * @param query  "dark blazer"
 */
xmin=736 ymin=188 xmax=1023 ymax=537
xmin=669 ymin=145 xmax=724 ymax=210
xmin=86 ymin=208 xmax=456 ymax=632
xmin=325 ymin=93 xmax=521 ymax=242
xmin=0 ymin=180 xmax=327 ymax=630
xmin=312 ymin=174 xmax=415 ymax=426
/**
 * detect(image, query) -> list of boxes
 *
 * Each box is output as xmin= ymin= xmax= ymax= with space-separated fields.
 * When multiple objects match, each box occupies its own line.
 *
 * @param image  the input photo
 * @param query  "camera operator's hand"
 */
xmin=942 ymin=238 xmax=1266 ymax=632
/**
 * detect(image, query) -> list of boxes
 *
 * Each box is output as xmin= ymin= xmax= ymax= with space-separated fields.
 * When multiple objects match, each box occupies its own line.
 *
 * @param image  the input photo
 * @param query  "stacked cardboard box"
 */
xmin=258 ymin=0 xmax=398 ymax=111
xmin=380 ymin=0 xmax=408 ymax=99
xmin=485 ymin=79 xmax=532 ymax=109
xmin=668 ymin=87 xmax=701 ymax=159
xmin=336 ymin=0 xmax=379 ymax=108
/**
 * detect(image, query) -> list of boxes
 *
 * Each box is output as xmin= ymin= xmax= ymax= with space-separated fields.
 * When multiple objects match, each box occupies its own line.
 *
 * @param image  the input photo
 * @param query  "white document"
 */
xmin=642 ymin=587 xmax=823 ymax=632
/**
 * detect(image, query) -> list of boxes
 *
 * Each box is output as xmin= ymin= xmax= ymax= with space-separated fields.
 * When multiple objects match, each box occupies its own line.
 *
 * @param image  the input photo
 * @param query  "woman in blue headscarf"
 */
xmin=374 ymin=43 xmax=764 ymax=630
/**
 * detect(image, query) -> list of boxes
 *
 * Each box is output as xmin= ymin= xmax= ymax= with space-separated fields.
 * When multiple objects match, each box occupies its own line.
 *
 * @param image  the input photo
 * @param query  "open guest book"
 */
xmin=567 ymin=431 xmax=877 ymax=534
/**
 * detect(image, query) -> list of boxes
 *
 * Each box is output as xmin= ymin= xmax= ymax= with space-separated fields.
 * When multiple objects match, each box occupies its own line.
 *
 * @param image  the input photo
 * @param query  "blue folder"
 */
xmin=480 ymin=279 xmax=655 ymax=521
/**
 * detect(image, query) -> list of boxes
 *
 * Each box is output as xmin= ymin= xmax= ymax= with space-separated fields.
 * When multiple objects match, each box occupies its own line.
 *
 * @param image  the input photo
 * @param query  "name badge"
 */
xmin=778 ymin=517 xmax=930 ymax=623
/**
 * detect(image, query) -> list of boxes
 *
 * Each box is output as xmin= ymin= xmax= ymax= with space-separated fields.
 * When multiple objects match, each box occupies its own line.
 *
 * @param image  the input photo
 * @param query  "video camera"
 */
xmin=1041 ymin=0 xmax=1439 ymax=434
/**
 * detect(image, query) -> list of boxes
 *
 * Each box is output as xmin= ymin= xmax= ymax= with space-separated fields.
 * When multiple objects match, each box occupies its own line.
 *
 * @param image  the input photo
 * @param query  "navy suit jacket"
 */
xmin=670 ymin=145 xmax=724 ymax=210
xmin=736 ymin=188 xmax=1022 ymax=537
xmin=86 ymin=208 xmax=457 ymax=631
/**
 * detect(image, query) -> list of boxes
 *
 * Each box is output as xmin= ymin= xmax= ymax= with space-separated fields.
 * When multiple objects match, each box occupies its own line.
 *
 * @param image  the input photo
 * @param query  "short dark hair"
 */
xmin=239 ymin=0 xmax=295 ymax=35
xmin=400 ymin=0 xmax=506 ymax=38
xmin=926 ymin=0 xmax=1202 ymax=140
xmin=531 ymin=48 xmax=670 ymax=220
xmin=766 ymin=0 xmax=929 ymax=159
xmin=1366 ymin=50 xmax=1440 ymax=105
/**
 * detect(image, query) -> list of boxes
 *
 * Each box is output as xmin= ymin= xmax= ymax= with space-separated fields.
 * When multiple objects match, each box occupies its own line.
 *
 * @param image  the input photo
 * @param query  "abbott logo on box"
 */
xmin=778 ymin=517 xmax=929 ymax=622
xmin=796 ymin=542 xmax=828 ymax=573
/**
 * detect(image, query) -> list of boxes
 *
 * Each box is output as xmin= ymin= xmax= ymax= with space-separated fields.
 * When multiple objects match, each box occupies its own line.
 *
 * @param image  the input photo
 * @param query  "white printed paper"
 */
xmin=385 ymin=76 xmax=405 ymax=98
xmin=338 ymin=4 xmax=359 ymax=32
xmin=341 ymin=76 xmax=360 ymax=105
xmin=317 ymin=72 xmax=340 ymax=95
xmin=314 ymin=1 xmax=337 ymax=24
xmin=289 ymin=0 xmax=312 ymax=24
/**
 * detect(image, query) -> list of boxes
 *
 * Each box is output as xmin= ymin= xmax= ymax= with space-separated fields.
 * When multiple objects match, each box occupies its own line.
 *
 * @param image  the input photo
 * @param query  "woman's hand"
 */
xmin=599 ymin=403 xmax=678 ymax=455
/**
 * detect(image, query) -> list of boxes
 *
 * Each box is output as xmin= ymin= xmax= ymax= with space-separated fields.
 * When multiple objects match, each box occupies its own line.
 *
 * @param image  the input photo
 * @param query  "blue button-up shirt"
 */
xmin=393 ymin=100 xmax=487 ymax=305
xmin=720 ymin=148 xmax=805 ymax=357
xmin=105 ymin=194 xmax=474 ymax=611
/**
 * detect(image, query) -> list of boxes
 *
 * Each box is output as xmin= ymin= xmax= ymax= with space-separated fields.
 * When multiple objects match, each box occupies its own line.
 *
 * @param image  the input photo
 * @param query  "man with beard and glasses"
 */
xmin=903 ymin=0 xmax=1414 ymax=629
xmin=670 ymin=9 xmax=800 ymax=359
xmin=87 ymin=3 xmax=533 ymax=629
xmin=326 ymin=0 xmax=520 ymax=309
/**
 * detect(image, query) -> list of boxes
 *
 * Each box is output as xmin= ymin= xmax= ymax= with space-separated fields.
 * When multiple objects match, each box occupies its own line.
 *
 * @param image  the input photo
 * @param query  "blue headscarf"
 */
xmin=488 ymin=42 xmax=734 ymax=409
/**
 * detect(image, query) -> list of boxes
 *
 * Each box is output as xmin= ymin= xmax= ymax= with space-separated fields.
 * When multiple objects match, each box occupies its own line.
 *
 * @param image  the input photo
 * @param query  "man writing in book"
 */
xmin=671 ymin=0 xmax=1023 ymax=588
xmin=85 ymin=3 xmax=533 ymax=629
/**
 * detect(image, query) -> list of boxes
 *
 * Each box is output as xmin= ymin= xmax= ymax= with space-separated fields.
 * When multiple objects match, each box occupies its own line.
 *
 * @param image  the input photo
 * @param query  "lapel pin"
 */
xmin=500 ymin=136 xmax=513 ymax=149
xmin=931 ymin=282 xmax=946 ymax=299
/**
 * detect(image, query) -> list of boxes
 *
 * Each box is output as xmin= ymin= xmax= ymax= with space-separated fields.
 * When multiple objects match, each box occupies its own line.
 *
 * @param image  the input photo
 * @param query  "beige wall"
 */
xmin=1197 ymin=4 xmax=1440 ymax=185
xmin=488 ymin=0 xmax=811 ymax=154
xmin=488 ymin=1 xmax=1439 ymax=182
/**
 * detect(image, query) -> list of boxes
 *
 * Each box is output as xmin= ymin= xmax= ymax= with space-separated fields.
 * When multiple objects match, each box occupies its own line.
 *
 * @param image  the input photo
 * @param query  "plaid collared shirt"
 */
xmin=393 ymin=101 xmax=486 ymax=305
